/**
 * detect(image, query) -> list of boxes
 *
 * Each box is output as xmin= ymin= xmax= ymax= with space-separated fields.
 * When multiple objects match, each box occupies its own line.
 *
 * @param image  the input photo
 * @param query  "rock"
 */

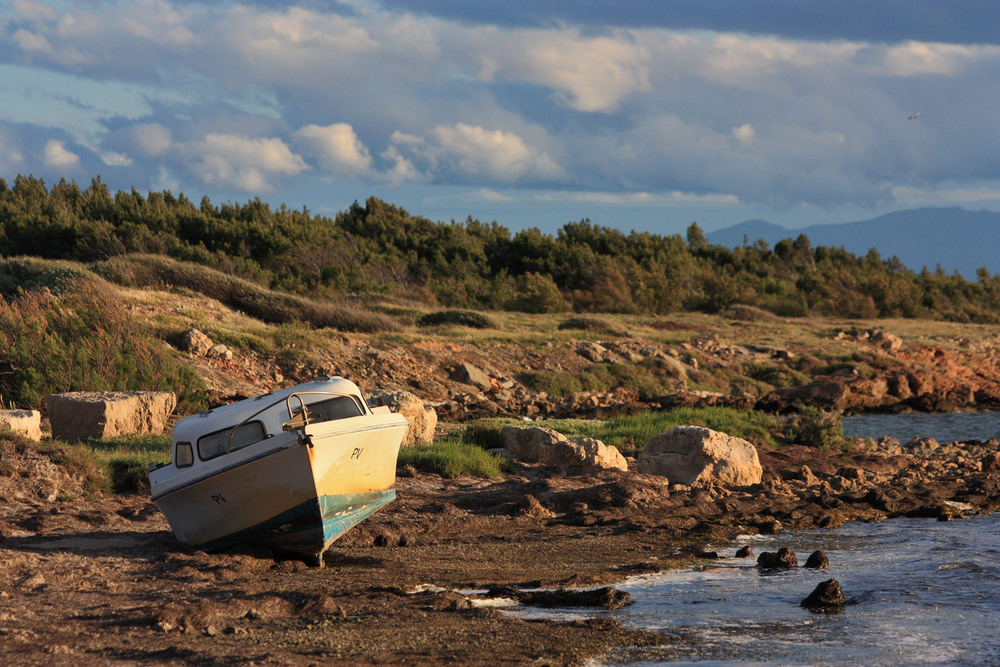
xmin=206 ymin=344 xmax=234 ymax=360
xmin=450 ymin=363 xmax=492 ymax=391
xmin=804 ymin=550 xmax=829 ymax=569
xmin=735 ymin=546 xmax=754 ymax=558
xmin=0 ymin=409 xmax=42 ymax=441
xmin=501 ymin=427 xmax=628 ymax=474
xmin=577 ymin=341 xmax=610 ymax=363
xmin=868 ymin=328 xmax=902 ymax=352
xmin=801 ymin=579 xmax=846 ymax=610
xmin=366 ymin=390 xmax=435 ymax=447
xmin=515 ymin=494 xmax=556 ymax=518
xmin=46 ymin=391 xmax=177 ymax=442
xmin=637 ymin=426 xmax=762 ymax=487
xmin=522 ymin=587 xmax=632 ymax=610
xmin=757 ymin=547 xmax=797 ymax=570
xmin=180 ymin=328 xmax=214 ymax=356
xmin=981 ymin=452 xmax=1000 ymax=471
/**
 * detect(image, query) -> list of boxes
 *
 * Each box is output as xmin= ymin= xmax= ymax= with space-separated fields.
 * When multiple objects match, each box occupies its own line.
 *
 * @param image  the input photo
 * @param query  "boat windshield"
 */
xmin=197 ymin=421 xmax=266 ymax=461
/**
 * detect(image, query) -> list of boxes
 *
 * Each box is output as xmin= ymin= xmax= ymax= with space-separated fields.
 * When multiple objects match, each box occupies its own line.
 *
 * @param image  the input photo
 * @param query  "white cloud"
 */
xmin=294 ymin=123 xmax=372 ymax=177
xmin=472 ymin=28 xmax=651 ymax=113
xmin=131 ymin=123 xmax=172 ymax=157
xmin=877 ymin=41 xmax=999 ymax=76
xmin=183 ymin=134 xmax=308 ymax=192
xmin=423 ymin=123 xmax=562 ymax=182
xmin=732 ymin=124 xmax=756 ymax=143
xmin=43 ymin=139 xmax=80 ymax=168
xmin=13 ymin=0 xmax=57 ymax=21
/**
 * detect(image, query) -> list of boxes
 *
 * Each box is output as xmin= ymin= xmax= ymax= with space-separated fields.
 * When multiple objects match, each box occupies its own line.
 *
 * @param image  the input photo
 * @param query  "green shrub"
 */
xmin=783 ymin=407 xmax=845 ymax=448
xmin=579 ymin=363 xmax=667 ymax=400
xmin=0 ymin=288 xmax=206 ymax=412
xmin=397 ymin=440 xmax=511 ymax=478
xmin=557 ymin=316 xmax=624 ymax=335
xmin=416 ymin=309 xmax=499 ymax=329
xmin=506 ymin=273 xmax=571 ymax=313
xmin=519 ymin=371 xmax=582 ymax=397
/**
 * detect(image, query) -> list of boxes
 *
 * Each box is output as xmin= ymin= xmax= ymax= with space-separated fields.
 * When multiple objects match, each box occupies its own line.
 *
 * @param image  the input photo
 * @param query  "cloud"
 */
xmin=293 ymin=123 xmax=372 ymax=177
xmin=182 ymin=134 xmax=308 ymax=192
xmin=43 ymin=139 xmax=80 ymax=168
xmin=419 ymin=123 xmax=563 ymax=182
xmin=130 ymin=123 xmax=172 ymax=157
xmin=479 ymin=29 xmax=651 ymax=112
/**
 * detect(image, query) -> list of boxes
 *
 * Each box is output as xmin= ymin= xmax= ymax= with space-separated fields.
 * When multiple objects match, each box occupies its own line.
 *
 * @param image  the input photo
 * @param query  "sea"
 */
xmin=520 ymin=412 xmax=1000 ymax=666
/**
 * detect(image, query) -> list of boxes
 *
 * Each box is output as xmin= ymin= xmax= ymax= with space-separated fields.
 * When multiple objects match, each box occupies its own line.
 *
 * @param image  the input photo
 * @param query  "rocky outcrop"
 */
xmin=757 ymin=547 xmax=798 ymax=570
xmin=180 ymin=329 xmax=214 ymax=356
xmin=801 ymin=579 xmax=846 ymax=610
xmin=804 ymin=550 xmax=829 ymax=569
xmin=46 ymin=391 xmax=177 ymax=442
xmin=501 ymin=426 xmax=628 ymax=474
xmin=0 ymin=410 xmax=42 ymax=442
xmin=637 ymin=426 xmax=762 ymax=487
xmin=366 ymin=390 xmax=436 ymax=447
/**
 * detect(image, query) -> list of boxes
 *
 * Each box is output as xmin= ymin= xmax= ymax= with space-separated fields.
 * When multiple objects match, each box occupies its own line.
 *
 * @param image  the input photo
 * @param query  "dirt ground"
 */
xmin=2 ymin=435 xmax=999 ymax=666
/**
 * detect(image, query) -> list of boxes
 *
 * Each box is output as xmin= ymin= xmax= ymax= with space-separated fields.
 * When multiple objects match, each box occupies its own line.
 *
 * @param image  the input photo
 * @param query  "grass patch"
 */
xmin=416 ymin=309 xmax=500 ymax=329
xmin=461 ymin=408 xmax=787 ymax=457
xmin=94 ymin=254 xmax=400 ymax=333
xmin=80 ymin=433 xmax=172 ymax=494
xmin=557 ymin=316 xmax=624 ymax=335
xmin=397 ymin=440 xmax=511 ymax=478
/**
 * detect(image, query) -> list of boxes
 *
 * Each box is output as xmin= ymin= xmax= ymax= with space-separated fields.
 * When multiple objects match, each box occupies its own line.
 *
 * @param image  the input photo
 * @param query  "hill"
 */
xmin=708 ymin=207 xmax=1000 ymax=278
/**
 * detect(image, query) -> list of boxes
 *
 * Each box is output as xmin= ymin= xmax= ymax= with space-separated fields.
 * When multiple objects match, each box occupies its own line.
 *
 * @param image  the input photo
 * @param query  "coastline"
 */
xmin=2 ymin=430 xmax=998 ymax=665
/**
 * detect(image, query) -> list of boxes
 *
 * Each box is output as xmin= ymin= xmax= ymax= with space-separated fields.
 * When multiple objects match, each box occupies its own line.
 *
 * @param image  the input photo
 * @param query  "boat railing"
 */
xmin=226 ymin=390 xmax=367 ymax=453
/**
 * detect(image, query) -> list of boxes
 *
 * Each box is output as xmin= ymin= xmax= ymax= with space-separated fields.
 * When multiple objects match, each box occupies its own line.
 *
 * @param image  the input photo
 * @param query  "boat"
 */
xmin=149 ymin=377 xmax=409 ymax=565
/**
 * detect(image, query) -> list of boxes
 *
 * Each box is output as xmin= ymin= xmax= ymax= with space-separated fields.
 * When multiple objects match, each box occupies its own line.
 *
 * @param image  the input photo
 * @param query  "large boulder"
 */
xmin=637 ymin=426 xmax=762 ymax=487
xmin=366 ymin=390 xmax=436 ymax=447
xmin=180 ymin=328 xmax=214 ymax=356
xmin=46 ymin=391 xmax=177 ymax=442
xmin=501 ymin=426 xmax=628 ymax=474
xmin=0 ymin=409 xmax=42 ymax=441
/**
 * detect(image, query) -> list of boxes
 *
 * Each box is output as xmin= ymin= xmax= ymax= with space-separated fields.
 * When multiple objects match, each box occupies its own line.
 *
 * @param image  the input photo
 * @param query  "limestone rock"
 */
xmin=501 ymin=426 xmax=628 ymax=474
xmin=366 ymin=390 xmax=435 ymax=447
xmin=0 ymin=409 xmax=42 ymax=441
xmin=636 ymin=426 xmax=762 ymax=487
xmin=180 ymin=329 xmax=213 ymax=356
xmin=46 ymin=391 xmax=177 ymax=442
xmin=450 ymin=363 xmax=492 ymax=391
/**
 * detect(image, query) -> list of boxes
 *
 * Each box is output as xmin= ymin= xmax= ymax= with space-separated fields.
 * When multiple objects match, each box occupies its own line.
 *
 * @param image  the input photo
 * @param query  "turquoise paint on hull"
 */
xmin=197 ymin=489 xmax=396 ymax=559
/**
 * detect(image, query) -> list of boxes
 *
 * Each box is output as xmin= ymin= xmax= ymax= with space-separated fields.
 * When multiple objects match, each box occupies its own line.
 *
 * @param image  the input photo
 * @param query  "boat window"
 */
xmin=175 ymin=442 xmax=193 ymax=468
xmin=305 ymin=396 xmax=364 ymax=421
xmin=197 ymin=421 xmax=266 ymax=460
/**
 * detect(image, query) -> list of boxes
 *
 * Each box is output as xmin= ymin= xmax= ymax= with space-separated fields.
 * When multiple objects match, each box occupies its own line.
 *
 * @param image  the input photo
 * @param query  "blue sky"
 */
xmin=1 ymin=0 xmax=999 ymax=236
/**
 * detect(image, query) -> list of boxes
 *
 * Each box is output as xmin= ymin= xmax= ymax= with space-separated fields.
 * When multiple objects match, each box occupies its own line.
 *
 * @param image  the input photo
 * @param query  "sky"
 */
xmin=1 ymin=0 xmax=999 ymax=237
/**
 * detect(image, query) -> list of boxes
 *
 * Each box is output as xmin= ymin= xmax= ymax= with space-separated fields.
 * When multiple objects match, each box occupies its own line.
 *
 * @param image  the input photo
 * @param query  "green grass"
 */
xmin=397 ymin=439 xmax=512 ymax=478
xmin=77 ymin=433 xmax=171 ymax=494
xmin=461 ymin=407 xmax=788 ymax=457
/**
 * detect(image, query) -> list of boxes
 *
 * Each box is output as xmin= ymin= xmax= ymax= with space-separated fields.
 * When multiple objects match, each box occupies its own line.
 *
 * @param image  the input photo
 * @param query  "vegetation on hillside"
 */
xmin=3 ymin=175 xmax=1000 ymax=322
xmin=0 ymin=258 xmax=206 ymax=412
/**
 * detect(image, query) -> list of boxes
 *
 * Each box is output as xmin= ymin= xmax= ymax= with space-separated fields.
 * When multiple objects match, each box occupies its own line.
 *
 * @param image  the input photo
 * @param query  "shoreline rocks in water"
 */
xmin=801 ymin=579 xmax=847 ymax=610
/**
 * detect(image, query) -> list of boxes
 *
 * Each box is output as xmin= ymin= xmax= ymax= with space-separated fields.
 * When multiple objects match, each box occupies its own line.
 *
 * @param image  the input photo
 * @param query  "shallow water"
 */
xmin=521 ymin=412 xmax=1000 ymax=665
xmin=842 ymin=410 xmax=1000 ymax=444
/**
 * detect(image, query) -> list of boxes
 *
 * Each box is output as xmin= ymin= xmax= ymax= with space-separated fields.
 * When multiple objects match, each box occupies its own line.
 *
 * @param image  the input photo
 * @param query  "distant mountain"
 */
xmin=707 ymin=207 xmax=1000 ymax=279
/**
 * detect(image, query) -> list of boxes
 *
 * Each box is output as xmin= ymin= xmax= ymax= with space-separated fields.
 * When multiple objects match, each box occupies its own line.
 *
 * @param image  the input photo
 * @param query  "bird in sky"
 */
xmin=908 ymin=112 xmax=920 ymax=120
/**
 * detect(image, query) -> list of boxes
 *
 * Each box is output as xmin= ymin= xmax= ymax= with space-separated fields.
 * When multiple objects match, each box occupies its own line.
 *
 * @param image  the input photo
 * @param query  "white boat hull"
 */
xmin=152 ymin=415 xmax=406 ymax=563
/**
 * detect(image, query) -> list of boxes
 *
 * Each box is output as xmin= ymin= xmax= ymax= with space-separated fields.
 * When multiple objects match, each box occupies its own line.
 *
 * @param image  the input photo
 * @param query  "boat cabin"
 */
xmin=159 ymin=376 xmax=373 ymax=472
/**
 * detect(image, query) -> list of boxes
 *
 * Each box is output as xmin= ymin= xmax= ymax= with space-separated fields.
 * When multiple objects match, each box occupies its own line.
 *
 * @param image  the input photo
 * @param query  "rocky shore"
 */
xmin=3 ymin=306 xmax=1000 ymax=664
xmin=2 ymin=422 xmax=998 ymax=665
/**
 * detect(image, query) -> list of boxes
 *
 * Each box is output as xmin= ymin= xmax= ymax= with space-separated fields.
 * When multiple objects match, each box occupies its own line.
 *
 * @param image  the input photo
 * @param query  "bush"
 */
xmin=416 ymin=309 xmax=499 ymax=329
xmin=0 ymin=287 xmax=206 ymax=412
xmin=506 ymin=273 xmax=571 ymax=313
xmin=557 ymin=316 xmax=624 ymax=335
xmin=519 ymin=371 xmax=582 ymax=397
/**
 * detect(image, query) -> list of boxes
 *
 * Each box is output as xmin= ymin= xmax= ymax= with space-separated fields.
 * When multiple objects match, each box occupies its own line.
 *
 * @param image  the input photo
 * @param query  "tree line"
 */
xmin=2 ymin=174 xmax=999 ymax=322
